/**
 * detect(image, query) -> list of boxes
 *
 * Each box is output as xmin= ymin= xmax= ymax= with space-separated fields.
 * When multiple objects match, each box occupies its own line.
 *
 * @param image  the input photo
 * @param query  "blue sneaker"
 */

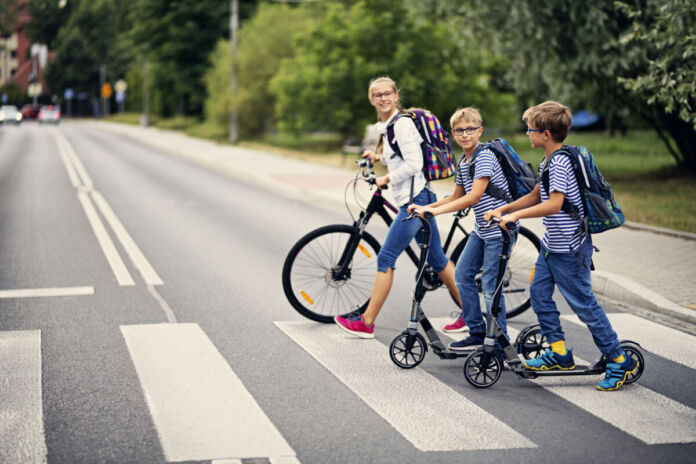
xmin=525 ymin=348 xmax=575 ymax=371
xmin=596 ymin=355 xmax=639 ymax=391
xmin=449 ymin=333 xmax=485 ymax=351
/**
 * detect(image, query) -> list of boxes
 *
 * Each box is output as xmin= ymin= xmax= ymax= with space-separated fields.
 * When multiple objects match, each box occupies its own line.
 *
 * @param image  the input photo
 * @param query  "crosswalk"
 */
xmin=1 ymin=314 xmax=696 ymax=463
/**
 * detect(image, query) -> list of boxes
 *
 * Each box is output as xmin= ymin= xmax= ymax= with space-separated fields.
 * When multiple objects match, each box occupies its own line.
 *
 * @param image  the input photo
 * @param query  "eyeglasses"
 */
xmin=451 ymin=127 xmax=481 ymax=137
xmin=526 ymin=127 xmax=544 ymax=133
xmin=372 ymin=91 xmax=394 ymax=100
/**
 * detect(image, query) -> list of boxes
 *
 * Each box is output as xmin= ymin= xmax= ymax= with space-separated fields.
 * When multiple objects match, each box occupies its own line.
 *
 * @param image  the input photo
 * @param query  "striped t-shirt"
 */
xmin=456 ymin=145 xmax=514 ymax=240
xmin=539 ymin=153 xmax=585 ymax=252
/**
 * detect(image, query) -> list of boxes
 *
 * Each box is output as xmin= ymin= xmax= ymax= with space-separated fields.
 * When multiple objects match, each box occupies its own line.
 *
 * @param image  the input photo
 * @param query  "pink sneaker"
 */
xmin=443 ymin=315 xmax=468 ymax=333
xmin=335 ymin=312 xmax=374 ymax=339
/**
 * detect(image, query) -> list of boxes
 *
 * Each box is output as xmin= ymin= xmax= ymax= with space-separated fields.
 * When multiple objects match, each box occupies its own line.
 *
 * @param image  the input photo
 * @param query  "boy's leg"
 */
xmin=529 ymin=248 xmax=566 ymax=344
xmin=525 ymin=248 xmax=575 ymax=370
xmin=480 ymin=235 xmax=515 ymax=338
xmin=449 ymin=234 xmax=486 ymax=350
xmin=550 ymin=240 xmax=623 ymax=360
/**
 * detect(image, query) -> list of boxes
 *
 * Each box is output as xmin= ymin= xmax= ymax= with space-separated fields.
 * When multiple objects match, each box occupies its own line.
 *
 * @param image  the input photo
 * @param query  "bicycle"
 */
xmin=282 ymin=158 xmax=541 ymax=323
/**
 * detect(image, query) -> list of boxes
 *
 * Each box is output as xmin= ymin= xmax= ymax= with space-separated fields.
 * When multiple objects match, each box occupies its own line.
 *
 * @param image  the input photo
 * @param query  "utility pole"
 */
xmin=141 ymin=59 xmax=150 ymax=126
xmin=99 ymin=64 xmax=106 ymax=117
xmin=228 ymin=0 xmax=238 ymax=143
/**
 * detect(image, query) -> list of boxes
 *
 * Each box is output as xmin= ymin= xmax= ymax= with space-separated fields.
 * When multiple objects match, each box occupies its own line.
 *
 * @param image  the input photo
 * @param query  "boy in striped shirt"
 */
xmin=485 ymin=101 xmax=637 ymax=391
xmin=409 ymin=107 xmax=517 ymax=352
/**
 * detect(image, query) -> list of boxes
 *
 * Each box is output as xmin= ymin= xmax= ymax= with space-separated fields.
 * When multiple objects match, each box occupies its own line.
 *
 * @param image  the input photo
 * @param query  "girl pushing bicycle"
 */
xmin=335 ymin=76 xmax=461 ymax=338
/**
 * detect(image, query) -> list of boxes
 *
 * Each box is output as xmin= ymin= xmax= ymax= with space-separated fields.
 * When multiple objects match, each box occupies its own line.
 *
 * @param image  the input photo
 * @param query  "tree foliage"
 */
xmin=270 ymin=0 xmax=516 ymax=138
xmin=130 ymin=0 xmax=228 ymax=117
xmin=26 ymin=0 xmax=73 ymax=48
xmin=444 ymin=0 xmax=696 ymax=171
xmin=203 ymin=2 xmax=319 ymax=138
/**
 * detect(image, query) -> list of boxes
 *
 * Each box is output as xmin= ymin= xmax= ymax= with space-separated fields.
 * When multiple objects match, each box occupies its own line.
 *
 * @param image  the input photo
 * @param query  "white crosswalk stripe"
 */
xmin=0 ymin=330 xmax=47 ymax=464
xmin=561 ymin=313 xmax=696 ymax=370
xmin=120 ymin=323 xmax=297 ymax=462
xmin=275 ymin=320 xmax=537 ymax=451
xmin=431 ymin=316 xmax=696 ymax=444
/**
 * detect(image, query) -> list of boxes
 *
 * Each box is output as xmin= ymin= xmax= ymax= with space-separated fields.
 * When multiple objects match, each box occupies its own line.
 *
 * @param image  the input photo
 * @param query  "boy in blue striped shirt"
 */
xmin=410 ymin=107 xmax=517 ymax=352
xmin=484 ymin=101 xmax=637 ymax=391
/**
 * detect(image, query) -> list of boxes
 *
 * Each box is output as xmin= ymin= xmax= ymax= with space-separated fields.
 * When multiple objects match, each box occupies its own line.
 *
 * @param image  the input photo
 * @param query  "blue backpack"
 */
xmin=468 ymin=138 xmax=537 ymax=202
xmin=541 ymin=145 xmax=625 ymax=234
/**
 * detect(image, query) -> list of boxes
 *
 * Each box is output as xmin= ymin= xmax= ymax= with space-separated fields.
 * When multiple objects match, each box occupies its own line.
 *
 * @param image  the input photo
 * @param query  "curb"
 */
xmin=624 ymin=221 xmax=696 ymax=242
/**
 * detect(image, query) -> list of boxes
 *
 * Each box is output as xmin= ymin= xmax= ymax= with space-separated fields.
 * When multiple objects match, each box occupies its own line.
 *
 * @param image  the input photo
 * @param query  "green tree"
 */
xmin=44 ymin=0 xmax=135 ymax=100
xmin=447 ymin=0 xmax=696 ymax=172
xmin=270 ymin=0 xmax=516 ymax=138
xmin=203 ymin=2 xmax=319 ymax=137
xmin=0 ymin=0 xmax=18 ymax=37
xmin=26 ymin=0 xmax=73 ymax=48
xmin=130 ymin=0 xmax=228 ymax=117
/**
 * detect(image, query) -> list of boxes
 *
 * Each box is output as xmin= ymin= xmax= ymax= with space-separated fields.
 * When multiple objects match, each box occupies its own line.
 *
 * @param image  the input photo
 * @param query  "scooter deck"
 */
xmin=515 ymin=363 xmax=604 ymax=378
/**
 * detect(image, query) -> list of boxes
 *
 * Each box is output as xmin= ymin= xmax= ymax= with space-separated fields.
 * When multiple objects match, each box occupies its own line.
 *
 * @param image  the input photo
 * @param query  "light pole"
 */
xmin=228 ymin=0 xmax=238 ymax=143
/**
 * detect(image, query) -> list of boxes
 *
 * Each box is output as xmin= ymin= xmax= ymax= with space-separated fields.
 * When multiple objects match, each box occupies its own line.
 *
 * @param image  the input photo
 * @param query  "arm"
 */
xmin=484 ymin=184 xmax=541 ymax=222
xmin=413 ymin=178 xmax=488 ymax=218
xmin=408 ymin=184 xmax=465 ymax=214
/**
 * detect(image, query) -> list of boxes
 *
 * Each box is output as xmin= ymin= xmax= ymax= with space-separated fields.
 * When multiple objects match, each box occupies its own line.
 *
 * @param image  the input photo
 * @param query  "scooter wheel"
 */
xmin=463 ymin=348 xmax=502 ymax=388
xmin=517 ymin=325 xmax=549 ymax=360
xmin=389 ymin=332 xmax=427 ymax=369
xmin=620 ymin=341 xmax=645 ymax=385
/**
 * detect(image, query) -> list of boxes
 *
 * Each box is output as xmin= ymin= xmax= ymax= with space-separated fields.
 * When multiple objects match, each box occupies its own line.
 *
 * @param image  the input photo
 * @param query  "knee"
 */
xmin=377 ymin=249 xmax=397 ymax=273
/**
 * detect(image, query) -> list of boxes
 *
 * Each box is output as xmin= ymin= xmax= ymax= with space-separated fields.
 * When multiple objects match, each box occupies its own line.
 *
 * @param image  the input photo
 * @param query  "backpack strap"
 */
xmin=540 ymin=149 xmax=581 ymax=219
xmin=467 ymin=142 xmax=513 ymax=202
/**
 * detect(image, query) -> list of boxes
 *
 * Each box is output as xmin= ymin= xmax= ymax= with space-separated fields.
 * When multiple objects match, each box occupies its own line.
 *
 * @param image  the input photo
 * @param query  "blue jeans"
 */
xmin=455 ymin=232 xmax=515 ymax=336
xmin=377 ymin=188 xmax=449 ymax=273
xmin=529 ymin=238 xmax=623 ymax=359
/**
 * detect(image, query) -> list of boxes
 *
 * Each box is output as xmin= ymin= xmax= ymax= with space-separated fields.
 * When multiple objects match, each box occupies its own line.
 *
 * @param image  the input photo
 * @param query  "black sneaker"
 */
xmin=449 ymin=333 xmax=485 ymax=352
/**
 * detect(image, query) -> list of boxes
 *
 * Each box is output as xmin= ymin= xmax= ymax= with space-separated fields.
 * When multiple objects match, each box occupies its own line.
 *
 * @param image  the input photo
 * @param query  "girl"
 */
xmin=335 ymin=76 xmax=461 ymax=338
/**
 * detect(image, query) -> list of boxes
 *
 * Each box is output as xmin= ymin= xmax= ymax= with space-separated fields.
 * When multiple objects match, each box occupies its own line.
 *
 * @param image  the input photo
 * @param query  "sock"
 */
xmin=550 ymin=340 xmax=567 ymax=356
xmin=613 ymin=353 xmax=626 ymax=363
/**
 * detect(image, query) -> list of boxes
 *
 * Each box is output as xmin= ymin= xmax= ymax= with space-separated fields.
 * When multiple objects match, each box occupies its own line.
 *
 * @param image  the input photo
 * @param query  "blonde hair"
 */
xmin=450 ymin=107 xmax=483 ymax=129
xmin=522 ymin=101 xmax=572 ymax=142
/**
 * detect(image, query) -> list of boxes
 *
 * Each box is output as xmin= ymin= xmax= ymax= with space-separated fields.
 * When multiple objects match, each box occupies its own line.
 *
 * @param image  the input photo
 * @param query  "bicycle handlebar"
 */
xmin=357 ymin=157 xmax=388 ymax=189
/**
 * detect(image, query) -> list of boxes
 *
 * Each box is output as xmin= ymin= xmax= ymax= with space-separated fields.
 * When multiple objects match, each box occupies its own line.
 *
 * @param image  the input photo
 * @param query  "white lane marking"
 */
xmin=55 ymin=134 xmax=80 ymax=188
xmin=0 ymin=286 xmax=94 ymax=299
xmin=434 ymin=318 xmax=696 ymax=444
xmin=91 ymin=191 xmax=163 ymax=286
xmin=77 ymin=191 xmax=134 ymax=286
xmin=0 ymin=330 xmax=47 ymax=464
xmin=275 ymin=321 xmax=536 ymax=451
xmin=121 ymin=324 xmax=296 ymax=462
xmin=51 ymin=128 xmax=94 ymax=190
xmin=562 ymin=313 xmax=696 ymax=370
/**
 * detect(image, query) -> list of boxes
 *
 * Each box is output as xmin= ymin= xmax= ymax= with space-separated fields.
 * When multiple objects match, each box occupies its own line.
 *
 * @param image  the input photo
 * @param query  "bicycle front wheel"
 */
xmin=449 ymin=226 xmax=540 ymax=319
xmin=282 ymin=224 xmax=380 ymax=323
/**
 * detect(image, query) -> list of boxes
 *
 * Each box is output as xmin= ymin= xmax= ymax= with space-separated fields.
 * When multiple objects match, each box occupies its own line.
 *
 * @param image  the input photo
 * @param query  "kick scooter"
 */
xmin=462 ymin=218 xmax=646 ymax=388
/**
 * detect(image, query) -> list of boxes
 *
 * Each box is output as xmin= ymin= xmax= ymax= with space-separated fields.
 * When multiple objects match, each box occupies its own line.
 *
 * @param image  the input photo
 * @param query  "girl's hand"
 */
xmin=407 ymin=203 xmax=417 ymax=214
xmin=375 ymin=175 xmax=389 ymax=189
xmin=362 ymin=149 xmax=380 ymax=163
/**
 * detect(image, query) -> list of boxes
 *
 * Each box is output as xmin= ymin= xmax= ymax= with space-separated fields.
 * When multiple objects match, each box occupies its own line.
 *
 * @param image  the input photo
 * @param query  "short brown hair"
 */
xmin=450 ymin=107 xmax=483 ymax=129
xmin=522 ymin=101 xmax=572 ymax=142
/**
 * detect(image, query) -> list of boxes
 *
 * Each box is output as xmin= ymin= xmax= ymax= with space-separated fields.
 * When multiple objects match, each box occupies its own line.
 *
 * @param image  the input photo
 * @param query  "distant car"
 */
xmin=21 ymin=104 xmax=40 ymax=120
xmin=38 ymin=105 xmax=61 ymax=124
xmin=0 ymin=105 xmax=22 ymax=125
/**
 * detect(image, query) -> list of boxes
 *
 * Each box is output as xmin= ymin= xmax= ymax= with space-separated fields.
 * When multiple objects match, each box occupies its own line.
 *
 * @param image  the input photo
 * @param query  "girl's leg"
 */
xmin=437 ymin=261 xmax=461 ymax=308
xmin=362 ymin=268 xmax=394 ymax=326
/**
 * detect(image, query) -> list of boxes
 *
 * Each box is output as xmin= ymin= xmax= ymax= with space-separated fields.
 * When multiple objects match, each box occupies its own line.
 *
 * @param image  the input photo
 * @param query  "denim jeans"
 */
xmin=529 ymin=238 xmax=623 ymax=359
xmin=455 ymin=232 xmax=515 ymax=336
xmin=377 ymin=188 xmax=449 ymax=273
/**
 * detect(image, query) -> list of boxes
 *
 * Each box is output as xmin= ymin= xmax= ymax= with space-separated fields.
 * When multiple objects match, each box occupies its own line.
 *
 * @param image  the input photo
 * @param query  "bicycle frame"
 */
xmin=333 ymin=186 xmax=470 ymax=281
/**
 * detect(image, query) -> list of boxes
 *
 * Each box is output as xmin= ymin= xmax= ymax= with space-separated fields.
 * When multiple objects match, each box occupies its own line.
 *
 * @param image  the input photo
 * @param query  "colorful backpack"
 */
xmin=386 ymin=109 xmax=456 ymax=180
xmin=541 ymin=145 xmax=625 ymax=234
xmin=468 ymin=138 xmax=537 ymax=202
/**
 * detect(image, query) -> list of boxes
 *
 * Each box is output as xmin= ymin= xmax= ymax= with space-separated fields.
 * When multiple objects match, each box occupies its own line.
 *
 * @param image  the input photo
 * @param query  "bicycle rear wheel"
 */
xmin=282 ymin=224 xmax=380 ymax=323
xmin=449 ymin=226 xmax=540 ymax=318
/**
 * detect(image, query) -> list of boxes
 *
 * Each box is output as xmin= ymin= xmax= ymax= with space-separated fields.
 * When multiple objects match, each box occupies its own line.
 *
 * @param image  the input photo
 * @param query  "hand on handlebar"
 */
xmin=483 ymin=208 xmax=502 ymax=223
xmin=490 ymin=213 xmax=518 ymax=231
xmin=362 ymin=149 xmax=380 ymax=164
xmin=408 ymin=205 xmax=435 ymax=220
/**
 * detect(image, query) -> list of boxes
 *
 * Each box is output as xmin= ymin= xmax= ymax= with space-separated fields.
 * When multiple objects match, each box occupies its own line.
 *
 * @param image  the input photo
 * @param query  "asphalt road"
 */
xmin=1 ymin=121 xmax=694 ymax=464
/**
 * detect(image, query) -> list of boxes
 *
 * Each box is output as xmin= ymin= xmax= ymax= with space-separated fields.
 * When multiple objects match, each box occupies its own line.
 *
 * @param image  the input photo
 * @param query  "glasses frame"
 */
xmin=526 ymin=127 xmax=544 ymax=133
xmin=451 ymin=127 xmax=481 ymax=137
xmin=371 ymin=91 xmax=395 ymax=100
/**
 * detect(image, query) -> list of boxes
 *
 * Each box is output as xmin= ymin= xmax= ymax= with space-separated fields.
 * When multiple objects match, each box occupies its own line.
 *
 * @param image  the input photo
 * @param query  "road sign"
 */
xmin=115 ymin=79 xmax=128 ymax=93
xmin=115 ymin=90 xmax=126 ymax=104
xmin=1 ymin=93 xmax=6 ymax=103
xmin=64 ymin=88 xmax=74 ymax=100
xmin=28 ymin=83 xmax=42 ymax=97
xmin=101 ymin=82 xmax=113 ymax=99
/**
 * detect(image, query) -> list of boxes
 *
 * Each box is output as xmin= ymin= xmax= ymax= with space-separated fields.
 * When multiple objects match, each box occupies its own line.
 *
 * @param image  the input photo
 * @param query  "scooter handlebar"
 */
xmin=403 ymin=210 xmax=434 ymax=222
xmin=488 ymin=216 xmax=518 ymax=232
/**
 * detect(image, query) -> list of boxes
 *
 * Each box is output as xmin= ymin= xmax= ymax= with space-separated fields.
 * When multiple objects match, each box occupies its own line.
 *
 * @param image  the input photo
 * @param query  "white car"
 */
xmin=38 ymin=105 xmax=61 ymax=124
xmin=0 ymin=105 xmax=22 ymax=125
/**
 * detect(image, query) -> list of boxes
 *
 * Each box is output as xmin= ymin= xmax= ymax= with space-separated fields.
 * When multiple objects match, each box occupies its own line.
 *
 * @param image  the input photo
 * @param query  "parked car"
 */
xmin=0 ymin=105 xmax=22 ymax=125
xmin=21 ymin=104 xmax=41 ymax=120
xmin=38 ymin=105 xmax=61 ymax=124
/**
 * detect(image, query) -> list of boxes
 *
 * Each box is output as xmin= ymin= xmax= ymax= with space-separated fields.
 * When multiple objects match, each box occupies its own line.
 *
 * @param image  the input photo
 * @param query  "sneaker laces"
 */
xmin=449 ymin=310 xmax=463 ymax=320
xmin=342 ymin=308 xmax=363 ymax=320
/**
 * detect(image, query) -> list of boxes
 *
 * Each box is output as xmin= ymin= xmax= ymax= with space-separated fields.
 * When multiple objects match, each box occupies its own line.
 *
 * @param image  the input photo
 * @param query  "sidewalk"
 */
xmin=82 ymin=120 xmax=696 ymax=329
